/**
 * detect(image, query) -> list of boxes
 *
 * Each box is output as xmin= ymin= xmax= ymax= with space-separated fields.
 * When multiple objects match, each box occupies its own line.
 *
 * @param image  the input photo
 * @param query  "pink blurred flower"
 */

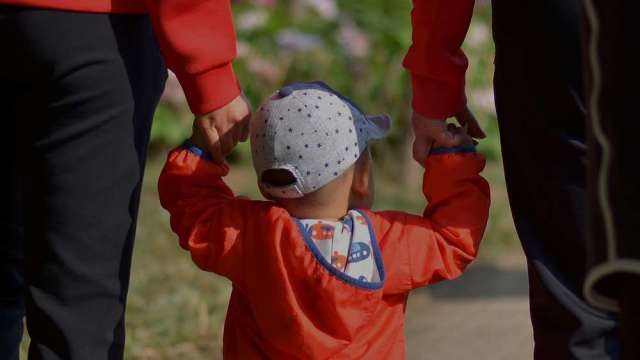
xmin=337 ymin=20 xmax=370 ymax=59
xmin=470 ymin=88 xmax=495 ymax=114
xmin=303 ymin=0 xmax=337 ymax=20
xmin=237 ymin=40 xmax=282 ymax=83
xmin=247 ymin=57 xmax=283 ymax=84
xmin=160 ymin=71 xmax=187 ymax=108
xmin=235 ymin=0 xmax=277 ymax=7
xmin=276 ymin=29 xmax=322 ymax=52
xmin=237 ymin=10 xmax=268 ymax=31
xmin=236 ymin=41 xmax=251 ymax=58
xmin=466 ymin=22 xmax=490 ymax=49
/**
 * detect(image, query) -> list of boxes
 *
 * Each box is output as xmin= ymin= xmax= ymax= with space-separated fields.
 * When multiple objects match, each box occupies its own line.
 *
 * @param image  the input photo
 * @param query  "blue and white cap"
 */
xmin=250 ymin=81 xmax=391 ymax=199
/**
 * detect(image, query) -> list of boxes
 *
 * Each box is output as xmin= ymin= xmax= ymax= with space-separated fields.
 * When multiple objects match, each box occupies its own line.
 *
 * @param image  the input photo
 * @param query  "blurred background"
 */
xmin=135 ymin=0 xmax=534 ymax=358
xmin=25 ymin=0 xmax=534 ymax=358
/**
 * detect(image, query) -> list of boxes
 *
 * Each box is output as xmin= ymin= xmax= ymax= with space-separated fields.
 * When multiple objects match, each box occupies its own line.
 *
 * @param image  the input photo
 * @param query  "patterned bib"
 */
xmin=299 ymin=210 xmax=380 ymax=283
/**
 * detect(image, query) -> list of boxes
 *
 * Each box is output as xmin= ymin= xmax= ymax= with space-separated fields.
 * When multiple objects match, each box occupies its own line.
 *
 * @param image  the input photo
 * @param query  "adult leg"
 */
xmin=492 ymin=0 xmax=618 ymax=358
xmin=618 ymin=289 xmax=640 ymax=360
xmin=0 ymin=7 xmax=166 ymax=359
xmin=582 ymin=0 xmax=640 ymax=358
xmin=0 ymin=83 xmax=25 ymax=360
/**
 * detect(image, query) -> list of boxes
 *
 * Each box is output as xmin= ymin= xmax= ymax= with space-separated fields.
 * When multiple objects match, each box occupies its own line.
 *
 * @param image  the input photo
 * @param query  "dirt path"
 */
xmin=404 ymin=253 xmax=533 ymax=359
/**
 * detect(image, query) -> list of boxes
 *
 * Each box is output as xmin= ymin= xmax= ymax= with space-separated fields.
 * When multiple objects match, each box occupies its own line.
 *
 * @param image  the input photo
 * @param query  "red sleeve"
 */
xmin=371 ymin=152 xmax=490 ymax=294
xmin=144 ymin=0 xmax=241 ymax=115
xmin=157 ymin=148 xmax=258 ymax=285
xmin=403 ymin=0 xmax=475 ymax=119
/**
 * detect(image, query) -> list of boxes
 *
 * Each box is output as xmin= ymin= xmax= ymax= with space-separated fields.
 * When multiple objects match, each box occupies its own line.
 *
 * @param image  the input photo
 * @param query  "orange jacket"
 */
xmin=0 ymin=0 xmax=240 ymax=115
xmin=158 ymin=147 xmax=490 ymax=358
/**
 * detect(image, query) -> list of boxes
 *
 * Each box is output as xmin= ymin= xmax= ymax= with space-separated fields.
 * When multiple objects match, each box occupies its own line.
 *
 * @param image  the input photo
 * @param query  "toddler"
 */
xmin=158 ymin=81 xmax=490 ymax=359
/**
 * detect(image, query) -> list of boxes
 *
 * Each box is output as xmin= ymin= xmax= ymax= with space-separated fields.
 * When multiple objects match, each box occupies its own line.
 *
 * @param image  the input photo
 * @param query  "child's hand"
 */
xmin=411 ymin=106 xmax=484 ymax=164
xmin=191 ymin=94 xmax=252 ymax=163
xmin=433 ymin=124 xmax=475 ymax=148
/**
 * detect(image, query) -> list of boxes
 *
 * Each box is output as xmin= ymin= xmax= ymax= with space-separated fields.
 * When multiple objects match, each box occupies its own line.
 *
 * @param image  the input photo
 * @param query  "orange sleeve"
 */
xmin=372 ymin=152 xmax=490 ymax=294
xmin=157 ymin=147 xmax=258 ymax=285
xmin=144 ymin=0 xmax=241 ymax=115
xmin=402 ymin=0 xmax=475 ymax=119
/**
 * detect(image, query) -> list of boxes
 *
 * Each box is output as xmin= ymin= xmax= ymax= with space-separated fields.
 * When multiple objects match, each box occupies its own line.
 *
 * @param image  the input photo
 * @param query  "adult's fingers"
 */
xmin=189 ymin=124 xmax=209 ymax=150
xmin=239 ymin=113 xmax=251 ymax=142
xmin=232 ymin=115 xmax=250 ymax=144
xmin=220 ymin=137 xmax=235 ymax=158
xmin=412 ymin=136 xmax=433 ymax=166
xmin=201 ymin=122 xmax=224 ymax=163
xmin=455 ymin=106 xmax=486 ymax=139
xmin=230 ymin=121 xmax=242 ymax=145
xmin=240 ymin=119 xmax=250 ymax=142
xmin=194 ymin=118 xmax=223 ymax=162
xmin=216 ymin=123 xmax=236 ymax=157
xmin=434 ymin=130 xmax=466 ymax=147
xmin=229 ymin=116 xmax=249 ymax=152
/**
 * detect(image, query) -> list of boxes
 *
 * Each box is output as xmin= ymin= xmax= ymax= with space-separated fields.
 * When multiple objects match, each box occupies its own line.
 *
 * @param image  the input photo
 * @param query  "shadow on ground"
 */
xmin=418 ymin=262 xmax=529 ymax=300
xmin=405 ymin=256 xmax=534 ymax=359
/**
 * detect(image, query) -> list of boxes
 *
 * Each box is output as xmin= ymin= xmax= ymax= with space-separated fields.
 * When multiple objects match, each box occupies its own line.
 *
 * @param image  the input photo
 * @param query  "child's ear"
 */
xmin=351 ymin=153 xmax=372 ymax=198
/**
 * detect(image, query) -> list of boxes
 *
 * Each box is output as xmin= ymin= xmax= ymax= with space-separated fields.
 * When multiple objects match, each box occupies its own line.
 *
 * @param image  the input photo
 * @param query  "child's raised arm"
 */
xmin=366 ymin=149 xmax=490 ymax=294
xmin=158 ymin=145 xmax=262 ymax=286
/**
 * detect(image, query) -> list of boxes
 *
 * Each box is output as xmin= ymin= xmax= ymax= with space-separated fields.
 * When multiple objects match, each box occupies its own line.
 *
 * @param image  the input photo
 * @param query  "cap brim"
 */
xmin=364 ymin=113 xmax=391 ymax=139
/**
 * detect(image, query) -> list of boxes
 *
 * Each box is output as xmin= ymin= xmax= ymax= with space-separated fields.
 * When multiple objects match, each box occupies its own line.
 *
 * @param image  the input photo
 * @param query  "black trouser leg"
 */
xmin=0 ymin=8 xmax=166 ymax=359
xmin=582 ymin=1 xmax=640 ymax=358
xmin=0 ymin=86 xmax=25 ymax=360
xmin=619 ymin=282 xmax=640 ymax=360
xmin=492 ymin=0 xmax=618 ymax=358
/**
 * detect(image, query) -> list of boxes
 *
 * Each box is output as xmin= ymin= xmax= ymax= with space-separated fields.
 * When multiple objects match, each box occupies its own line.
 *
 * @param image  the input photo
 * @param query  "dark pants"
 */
xmin=582 ymin=1 xmax=640 ymax=359
xmin=492 ymin=0 xmax=619 ymax=358
xmin=0 ymin=7 xmax=166 ymax=359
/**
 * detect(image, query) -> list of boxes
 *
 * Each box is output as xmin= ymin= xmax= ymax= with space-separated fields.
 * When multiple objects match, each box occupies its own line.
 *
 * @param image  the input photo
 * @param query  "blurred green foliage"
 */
xmin=150 ymin=1 xmax=500 ymax=166
xmin=150 ymin=106 xmax=191 ymax=148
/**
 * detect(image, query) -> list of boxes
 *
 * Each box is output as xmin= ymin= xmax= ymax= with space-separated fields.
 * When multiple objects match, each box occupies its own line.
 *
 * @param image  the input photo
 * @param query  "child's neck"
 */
xmin=275 ymin=171 xmax=354 ymax=220
xmin=279 ymin=199 xmax=350 ymax=221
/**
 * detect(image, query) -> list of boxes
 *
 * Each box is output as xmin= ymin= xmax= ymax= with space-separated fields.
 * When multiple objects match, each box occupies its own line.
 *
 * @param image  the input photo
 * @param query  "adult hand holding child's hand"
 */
xmin=411 ymin=105 xmax=486 ymax=165
xmin=191 ymin=94 xmax=252 ymax=163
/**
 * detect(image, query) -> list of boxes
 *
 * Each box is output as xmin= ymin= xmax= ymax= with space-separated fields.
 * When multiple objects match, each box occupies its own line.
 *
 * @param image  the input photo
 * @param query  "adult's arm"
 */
xmin=144 ymin=0 xmax=241 ymax=115
xmin=403 ymin=0 xmax=475 ymax=119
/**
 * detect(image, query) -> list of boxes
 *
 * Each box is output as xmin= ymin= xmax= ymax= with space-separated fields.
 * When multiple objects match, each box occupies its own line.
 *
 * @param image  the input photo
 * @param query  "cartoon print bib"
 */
xmin=299 ymin=210 xmax=380 ymax=283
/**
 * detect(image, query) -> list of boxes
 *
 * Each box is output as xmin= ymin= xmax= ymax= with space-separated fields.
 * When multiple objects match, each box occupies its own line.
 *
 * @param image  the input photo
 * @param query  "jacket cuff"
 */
xmin=175 ymin=63 xmax=241 ymax=115
xmin=429 ymin=146 xmax=476 ymax=155
xmin=410 ymin=74 xmax=466 ymax=120
xmin=180 ymin=141 xmax=213 ymax=162
xmin=423 ymin=151 xmax=485 ymax=173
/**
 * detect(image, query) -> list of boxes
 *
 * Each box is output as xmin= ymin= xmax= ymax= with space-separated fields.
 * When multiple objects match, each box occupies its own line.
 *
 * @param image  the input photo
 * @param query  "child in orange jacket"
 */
xmin=158 ymin=81 xmax=490 ymax=359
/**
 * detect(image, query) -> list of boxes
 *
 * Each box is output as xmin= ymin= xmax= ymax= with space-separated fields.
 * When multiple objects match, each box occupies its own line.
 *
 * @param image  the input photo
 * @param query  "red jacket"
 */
xmin=158 ymin=147 xmax=490 ymax=358
xmin=403 ymin=0 xmax=475 ymax=119
xmin=0 ymin=0 xmax=240 ymax=115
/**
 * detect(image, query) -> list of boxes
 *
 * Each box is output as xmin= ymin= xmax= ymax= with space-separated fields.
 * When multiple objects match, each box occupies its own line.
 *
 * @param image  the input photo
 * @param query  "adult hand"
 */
xmin=411 ymin=105 xmax=486 ymax=165
xmin=191 ymin=94 xmax=252 ymax=163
